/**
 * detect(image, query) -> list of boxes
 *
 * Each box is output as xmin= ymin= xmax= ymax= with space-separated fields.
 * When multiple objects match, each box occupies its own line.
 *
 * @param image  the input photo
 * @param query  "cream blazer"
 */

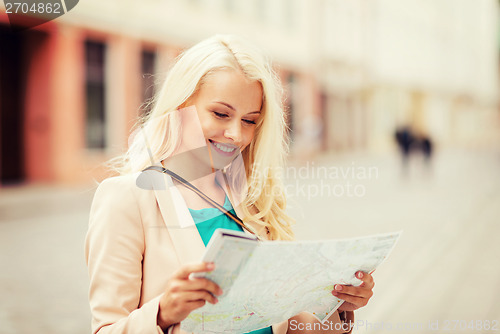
xmin=85 ymin=170 xmax=353 ymax=334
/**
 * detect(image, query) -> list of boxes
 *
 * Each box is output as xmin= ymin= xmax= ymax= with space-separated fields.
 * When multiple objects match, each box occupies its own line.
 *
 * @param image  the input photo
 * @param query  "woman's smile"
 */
xmin=208 ymin=139 xmax=239 ymax=157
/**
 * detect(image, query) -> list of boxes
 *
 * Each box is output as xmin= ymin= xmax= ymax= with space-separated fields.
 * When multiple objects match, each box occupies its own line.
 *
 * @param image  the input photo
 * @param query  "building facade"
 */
xmin=1 ymin=0 xmax=499 ymax=186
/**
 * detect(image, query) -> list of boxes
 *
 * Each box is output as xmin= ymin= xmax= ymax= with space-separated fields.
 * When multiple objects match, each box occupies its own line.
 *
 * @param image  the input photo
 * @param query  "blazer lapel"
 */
xmin=146 ymin=170 xmax=206 ymax=264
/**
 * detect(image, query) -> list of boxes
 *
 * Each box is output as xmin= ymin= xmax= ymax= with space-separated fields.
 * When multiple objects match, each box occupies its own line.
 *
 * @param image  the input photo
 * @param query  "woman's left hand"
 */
xmin=333 ymin=271 xmax=374 ymax=312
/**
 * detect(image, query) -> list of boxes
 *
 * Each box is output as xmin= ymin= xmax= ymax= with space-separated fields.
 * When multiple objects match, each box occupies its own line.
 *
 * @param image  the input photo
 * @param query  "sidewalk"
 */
xmin=0 ymin=184 xmax=96 ymax=334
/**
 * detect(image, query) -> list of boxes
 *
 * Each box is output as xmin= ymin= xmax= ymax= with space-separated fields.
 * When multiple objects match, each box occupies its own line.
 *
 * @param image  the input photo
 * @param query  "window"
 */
xmin=283 ymin=0 xmax=295 ymax=30
xmin=141 ymin=49 xmax=156 ymax=115
xmin=85 ymin=40 xmax=106 ymax=149
xmin=255 ymin=0 xmax=267 ymax=23
xmin=224 ymin=0 xmax=235 ymax=13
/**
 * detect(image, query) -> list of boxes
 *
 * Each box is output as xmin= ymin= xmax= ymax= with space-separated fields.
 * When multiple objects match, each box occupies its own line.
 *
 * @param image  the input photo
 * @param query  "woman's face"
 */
xmin=187 ymin=69 xmax=263 ymax=169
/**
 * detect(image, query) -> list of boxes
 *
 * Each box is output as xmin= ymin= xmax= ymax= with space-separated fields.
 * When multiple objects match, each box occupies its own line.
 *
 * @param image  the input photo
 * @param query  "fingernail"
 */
xmin=335 ymin=284 xmax=343 ymax=291
xmin=357 ymin=272 xmax=364 ymax=279
xmin=218 ymin=288 xmax=223 ymax=295
xmin=214 ymin=298 xmax=218 ymax=304
xmin=207 ymin=263 xmax=215 ymax=271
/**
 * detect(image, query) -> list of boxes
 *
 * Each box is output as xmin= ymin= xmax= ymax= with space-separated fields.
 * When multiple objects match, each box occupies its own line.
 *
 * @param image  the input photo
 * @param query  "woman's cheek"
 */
xmin=244 ymin=128 xmax=256 ymax=146
xmin=199 ymin=119 xmax=217 ymax=139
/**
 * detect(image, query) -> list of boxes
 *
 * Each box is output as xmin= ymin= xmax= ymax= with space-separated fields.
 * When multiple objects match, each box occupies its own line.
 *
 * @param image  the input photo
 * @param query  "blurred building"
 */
xmin=320 ymin=0 xmax=500 ymax=152
xmin=0 ymin=0 xmax=499 ymax=186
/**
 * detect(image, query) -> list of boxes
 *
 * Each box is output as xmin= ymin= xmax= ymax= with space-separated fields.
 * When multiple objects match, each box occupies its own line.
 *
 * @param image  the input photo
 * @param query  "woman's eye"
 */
xmin=212 ymin=110 xmax=256 ymax=125
xmin=213 ymin=111 xmax=228 ymax=119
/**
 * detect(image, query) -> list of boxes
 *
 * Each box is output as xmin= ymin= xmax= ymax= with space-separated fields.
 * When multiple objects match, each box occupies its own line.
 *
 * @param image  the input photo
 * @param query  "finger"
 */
xmin=167 ymin=277 xmax=222 ymax=297
xmin=167 ymin=276 xmax=223 ymax=296
xmin=355 ymin=271 xmax=374 ymax=289
xmin=186 ymin=299 xmax=206 ymax=310
xmin=333 ymin=293 xmax=368 ymax=308
xmin=174 ymin=262 xmax=215 ymax=279
xmin=186 ymin=277 xmax=223 ymax=296
xmin=169 ymin=298 xmax=207 ymax=315
xmin=333 ymin=284 xmax=373 ymax=299
xmin=179 ymin=290 xmax=219 ymax=305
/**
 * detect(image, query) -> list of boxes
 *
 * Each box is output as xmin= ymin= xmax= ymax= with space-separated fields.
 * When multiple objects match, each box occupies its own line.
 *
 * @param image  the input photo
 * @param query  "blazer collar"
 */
xmin=146 ymin=170 xmax=206 ymax=265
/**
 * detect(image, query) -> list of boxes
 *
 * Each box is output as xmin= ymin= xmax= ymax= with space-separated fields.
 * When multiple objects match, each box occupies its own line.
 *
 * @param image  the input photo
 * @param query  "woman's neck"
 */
xmin=161 ymin=149 xmax=215 ymax=184
xmin=161 ymin=155 xmax=226 ymax=208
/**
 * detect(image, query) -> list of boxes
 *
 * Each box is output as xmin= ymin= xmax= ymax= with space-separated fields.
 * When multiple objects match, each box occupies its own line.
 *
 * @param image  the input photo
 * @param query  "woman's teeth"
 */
xmin=213 ymin=142 xmax=236 ymax=153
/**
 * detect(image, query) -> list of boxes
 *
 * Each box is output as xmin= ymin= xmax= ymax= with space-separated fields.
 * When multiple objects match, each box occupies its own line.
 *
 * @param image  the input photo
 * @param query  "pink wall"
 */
xmin=24 ymin=29 xmax=54 ymax=182
xmin=49 ymin=25 xmax=85 ymax=184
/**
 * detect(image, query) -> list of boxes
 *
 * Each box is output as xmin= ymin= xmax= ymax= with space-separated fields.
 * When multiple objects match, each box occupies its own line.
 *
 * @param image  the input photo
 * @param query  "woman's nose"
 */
xmin=224 ymin=121 xmax=242 ymax=144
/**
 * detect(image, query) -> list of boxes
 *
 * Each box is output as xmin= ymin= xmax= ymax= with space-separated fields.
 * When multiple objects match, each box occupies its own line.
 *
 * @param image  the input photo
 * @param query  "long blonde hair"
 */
xmin=111 ymin=34 xmax=294 ymax=240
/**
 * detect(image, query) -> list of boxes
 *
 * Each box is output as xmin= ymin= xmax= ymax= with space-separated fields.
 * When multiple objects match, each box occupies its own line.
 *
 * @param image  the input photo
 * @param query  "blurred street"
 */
xmin=1 ymin=147 xmax=499 ymax=333
xmin=0 ymin=185 xmax=95 ymax=334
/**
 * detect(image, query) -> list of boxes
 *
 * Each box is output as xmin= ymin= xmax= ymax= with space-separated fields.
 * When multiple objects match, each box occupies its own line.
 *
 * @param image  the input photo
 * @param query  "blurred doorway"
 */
xmin=0 ymin=25 xmax=49 ymax=185
xmin=0 ymin=24 xmax=25 ymax=185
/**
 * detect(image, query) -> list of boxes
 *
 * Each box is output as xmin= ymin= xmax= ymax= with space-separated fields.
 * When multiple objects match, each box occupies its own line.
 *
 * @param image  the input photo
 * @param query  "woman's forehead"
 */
xmin=198 ymin=70 xmax=263 ymax=112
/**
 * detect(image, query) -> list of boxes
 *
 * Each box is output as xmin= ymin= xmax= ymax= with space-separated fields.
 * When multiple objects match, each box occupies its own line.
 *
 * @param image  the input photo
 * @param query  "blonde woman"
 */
xmin=85 ymin=35 xmax=374 ymax=334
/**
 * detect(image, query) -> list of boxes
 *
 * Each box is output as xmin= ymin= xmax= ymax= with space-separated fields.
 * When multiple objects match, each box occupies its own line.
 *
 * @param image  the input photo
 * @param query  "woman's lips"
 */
xmin=209 ymin=140 xmax=239 ymax=157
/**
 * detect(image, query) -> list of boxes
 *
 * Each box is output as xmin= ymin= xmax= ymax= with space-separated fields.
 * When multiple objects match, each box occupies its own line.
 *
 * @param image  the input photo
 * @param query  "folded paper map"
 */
xmin=181 ymin=229 xmax=401 ymax=333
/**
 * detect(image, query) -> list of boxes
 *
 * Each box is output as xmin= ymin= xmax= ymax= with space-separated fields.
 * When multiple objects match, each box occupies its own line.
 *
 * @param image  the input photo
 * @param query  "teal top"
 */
xmin=188 ymin=195 xmax=244 ymax=246
xmin=188 ymin=196 xmax=273 ymax=334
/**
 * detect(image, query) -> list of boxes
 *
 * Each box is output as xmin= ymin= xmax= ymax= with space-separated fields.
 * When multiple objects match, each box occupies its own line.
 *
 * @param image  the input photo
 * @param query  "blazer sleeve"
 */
xmin=85 ymin=176 xmax=164 ymax=334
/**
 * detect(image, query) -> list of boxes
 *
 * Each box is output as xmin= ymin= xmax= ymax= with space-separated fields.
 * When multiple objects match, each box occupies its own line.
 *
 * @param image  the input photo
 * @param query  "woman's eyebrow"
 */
xmin=214 ymin=101 xmax=235 ymax=111
xmin=214 ymin=101 xmax=261 ymax=114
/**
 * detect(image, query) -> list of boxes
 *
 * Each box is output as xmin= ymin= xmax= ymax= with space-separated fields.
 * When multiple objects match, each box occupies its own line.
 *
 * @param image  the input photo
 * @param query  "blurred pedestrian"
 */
xmin=395 ymin=126 xmax=414 ymax=171
xmin=394 ymin=126 xmax=434 ymax=177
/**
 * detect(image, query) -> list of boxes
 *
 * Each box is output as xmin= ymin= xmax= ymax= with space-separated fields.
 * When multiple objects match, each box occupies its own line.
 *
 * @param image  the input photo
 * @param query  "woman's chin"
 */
xmin=211 ymin=157 xmax=235 ymax=170
xmin=210 ymin=151 xmax=240 ymax=170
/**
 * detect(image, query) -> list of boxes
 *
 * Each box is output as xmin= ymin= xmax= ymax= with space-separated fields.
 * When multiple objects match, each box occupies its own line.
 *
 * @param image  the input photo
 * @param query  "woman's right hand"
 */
xmin=157 ymin=262 xmax=223 ymax=330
